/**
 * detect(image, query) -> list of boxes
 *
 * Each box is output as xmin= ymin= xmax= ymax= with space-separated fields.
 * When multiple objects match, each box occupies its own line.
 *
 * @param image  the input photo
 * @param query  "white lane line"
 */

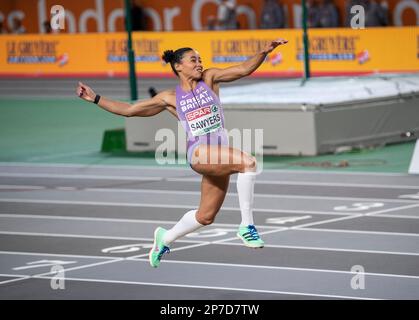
xmin=300 ymin=228 xmax=419 ymax=237
xmin=4 ymin=208 xmax=416 ymax=240
xmin=213 ymin=228 xmax=287 ymax=245
xmin=0 ymin=209 xmax=413 ymax=295
xmin=0 ymin=173 xmax=414 ymax=297
xmin=2 ymin=203 xmax=416 ymax=239
xmin=5 ymin=174 xmax=415 ymax=190
xmin=126 ymin=242 xmax=211 ymax=260
xmin=0 ymin=185 xmax=46 ymax=190
xmin=366 ymin=203 xmax=419 ymax=216
xmin=166 ymin=177 xmax=419 ymax=190
xmin=375 ymin=214 xmax=419 ymax=219
xmin=288 ymin=214 xmax=364 ymax=230
xmin=0 ymin=251 xmax=117 ymax=260
xmin=82 ymin=188 xmax=419 ymax=204
xmin=0 ymin=231 xmax=208 ymax=243
xmin=0 ymin=198 xmax=200 ymax=208
xmin=0 ymin=214 xmax=177 ymax=225
xmin=0 ymin=173 xmax=164 ymax=181
xmin=55 ymin=187 xmax=78 ymax=191
xmin=0 ymin=273 xmax=30 ymax=285
xmin=0 ymin=243 xmax=209 ymax=288
xmin=0 ymin=256 xmax=127 ymax=287
xmin=30 ymin=276 xmax=375 ymax=300
xmin=214 ymin=215 xmax=366 ymax=245
xmin=0 ymin=243 xmax=210 ymax=265
xmin=0 ymin=253 xmax=123 ymax=287
xmin=0 ymin=161 xmax=408 ymax=176
xmin=82 ymin=188 xmax=275 ymax=195
xmin=131 ymin=258 xmax=419 ymax=280
xmin=0 ymin=162 xmax=191 ymax=171
xmin=5 ymin=200 xmax=417 ymax=219
xmin=32 ymin=258 xmax=126 ymax=280
xmin=216 ymin=203 xmax=419 ymax=245
xmin=215 ymin=242 xmax=419 ymax=257
xmin=83 ymin=187 xmax=413 ymax=204
xmin=0 ymin=276 xmax=31 ymax=285
xmin=261 ymin=168 xmax=408 ymax=177
xmin=0 ymin=213 xmax=281 ymax=229
xmin=26 ymin=150 xmax=97 ymax=161
xmin=0 ymin=273 xmax=29 ymax=278
xmin=0 ymin=199 xmax=358 ymax=216
xmin=3 ymin=185 xmax=413 ymax=204
xmin=1 ymin=173 xmax=418 ymax=189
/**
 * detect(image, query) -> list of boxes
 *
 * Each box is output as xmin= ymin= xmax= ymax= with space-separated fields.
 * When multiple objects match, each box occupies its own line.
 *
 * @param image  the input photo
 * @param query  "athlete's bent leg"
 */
xmin=191 ymin=146 xmax=264 ymax=248
xmin=149 ymin=174 xmax=229 ymax=268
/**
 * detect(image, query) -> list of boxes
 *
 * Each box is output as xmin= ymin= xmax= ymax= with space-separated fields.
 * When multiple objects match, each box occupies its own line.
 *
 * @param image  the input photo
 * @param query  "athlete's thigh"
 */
xmin=190 ymin=145 xmax=249 ymax=176
xmin=198 ymin=174 xmax=230 ymax=215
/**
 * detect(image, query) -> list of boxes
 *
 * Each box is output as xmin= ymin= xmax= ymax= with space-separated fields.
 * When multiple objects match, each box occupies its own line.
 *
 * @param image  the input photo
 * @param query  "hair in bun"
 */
xmin=161 ymin=47 xmax=194 ymax=76
xmin=162 ymin=50 xmax=175 ymax=64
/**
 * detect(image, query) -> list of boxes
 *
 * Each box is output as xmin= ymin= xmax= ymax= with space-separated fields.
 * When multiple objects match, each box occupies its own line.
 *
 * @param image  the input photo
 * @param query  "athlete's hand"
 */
xmin=76 ymin=82 xmax=96 ymax=102
xmin=263 ymin=38 xmax=288 ymax=54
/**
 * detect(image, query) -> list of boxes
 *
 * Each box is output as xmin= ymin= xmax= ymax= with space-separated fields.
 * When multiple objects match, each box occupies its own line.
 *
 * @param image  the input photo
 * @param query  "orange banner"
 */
xmin=0 ymin=27 xmax=417 ymax=78
xmin=0 ymin=0 xmax=417 ymax=33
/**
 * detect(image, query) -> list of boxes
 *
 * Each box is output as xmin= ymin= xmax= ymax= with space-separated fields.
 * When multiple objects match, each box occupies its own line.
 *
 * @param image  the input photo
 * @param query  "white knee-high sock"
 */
xmin=237 ymin=171 xmax=257 ymax=226
xmin=163 ymin=209 xmax=204 ymax=246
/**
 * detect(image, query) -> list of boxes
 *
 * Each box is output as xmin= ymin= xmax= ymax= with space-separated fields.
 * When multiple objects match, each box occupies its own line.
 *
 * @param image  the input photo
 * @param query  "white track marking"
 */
xmin=0 ymin=163 xmax=416 ymax=298
xmin=0 ymin=162 xmax=409 ymax=176
xmin=0 ymin=243 xmax=210 ymax=287
xmin=0 ymin=231 xmax=207 ymax=243
xmin=373 ymin=214 xmax=419 ymax=219
xmin=366 ymin=203 xmax=419 ymax=216
xmin=126 ymin=242 xmax=211 ymax=260
xmin=30 ymin=276 xmax=377 ymax=300
xmin=55 ymin=187 xmax=77 ymax=191
xmin=213 ymin=228 xmax=287 ymax=245
xmin=0 ymin=185 xmax=46 ymax=190
xmin=166 ymin=177 xmax=419 ymax=190
xmin=0 ymin=251 xmax=118 ymax=260
xmin=0 ymin=214 xmax=280 ymax=229
xmin=287 ymin=214 xmax=364 ymax=230
xmin=0 ymin=173 xmax=164 ymax=181
xmin=0 ymin=199 xmax=358 ymax=216
xmin=0 ymin=276 xmax=31 ymax=285
xmin=1 ymin=187 xmax=417 ymax=204
xmin=215 ymin=242 xmax=419 ymax=256
xmin=300 ymin=228 xmax=419 ymax=237
xmin=131 ymin=258 xmax=419 ymax=280
xmin=0 ymin=162 xmax=191 ymax=171
xmin=26 ymin=150 xmax=97 ymax=161
xmin=1 ymin=171 xmax=418 ymax=189
xmin=0 ymin=273 xmax=28 ymax=278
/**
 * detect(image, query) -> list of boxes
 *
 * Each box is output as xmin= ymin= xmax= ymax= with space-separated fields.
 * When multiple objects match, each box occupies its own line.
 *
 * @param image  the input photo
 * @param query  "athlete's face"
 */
xmin=176 ymin=50 xmax=203 ymax=80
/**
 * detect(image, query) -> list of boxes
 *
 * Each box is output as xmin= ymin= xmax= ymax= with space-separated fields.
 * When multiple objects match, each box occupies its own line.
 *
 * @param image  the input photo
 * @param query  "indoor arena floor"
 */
xmin=0 ymin=163 xmax=418 ymax=300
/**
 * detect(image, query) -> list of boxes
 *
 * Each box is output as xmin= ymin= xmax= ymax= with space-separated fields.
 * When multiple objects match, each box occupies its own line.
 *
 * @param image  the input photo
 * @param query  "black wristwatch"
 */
xmin=94 ymin=94 xmax=101 ymax=104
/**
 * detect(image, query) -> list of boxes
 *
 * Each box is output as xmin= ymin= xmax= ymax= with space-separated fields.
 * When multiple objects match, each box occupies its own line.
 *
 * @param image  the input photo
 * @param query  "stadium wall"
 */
xmin=0 ymin=0 xmax=417 ymax=33
xmin=0 ymin=27 xmax=418 ymax=78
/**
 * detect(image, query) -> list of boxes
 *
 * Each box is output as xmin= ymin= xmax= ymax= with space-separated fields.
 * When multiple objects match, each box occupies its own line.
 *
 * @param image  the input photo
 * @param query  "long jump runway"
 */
xmin=0 ymin=163 xmax=418 ymax=300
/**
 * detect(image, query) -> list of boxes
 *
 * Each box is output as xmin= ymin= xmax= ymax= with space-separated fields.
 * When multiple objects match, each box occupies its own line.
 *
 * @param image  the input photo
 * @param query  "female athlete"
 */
xmin=76 ymin=38 xmax=288 ymax=268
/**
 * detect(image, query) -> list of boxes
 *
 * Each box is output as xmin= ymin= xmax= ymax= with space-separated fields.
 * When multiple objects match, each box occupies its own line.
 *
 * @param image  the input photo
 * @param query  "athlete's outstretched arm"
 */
xmin=76 ymin=82 xmax=169 ymax=117
xmin=204 ymin=38 xmax=288 ymax=83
